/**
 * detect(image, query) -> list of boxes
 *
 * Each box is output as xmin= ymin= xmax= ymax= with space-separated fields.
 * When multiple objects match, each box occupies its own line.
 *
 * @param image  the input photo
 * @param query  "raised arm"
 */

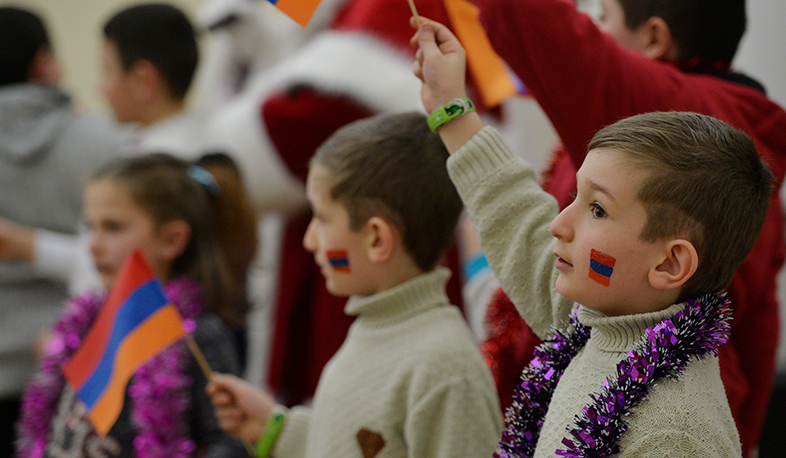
xmin=412 ymin=18 xmax=575 ymax=337
xmin=411 ymin=17 xmax=484 ymax=153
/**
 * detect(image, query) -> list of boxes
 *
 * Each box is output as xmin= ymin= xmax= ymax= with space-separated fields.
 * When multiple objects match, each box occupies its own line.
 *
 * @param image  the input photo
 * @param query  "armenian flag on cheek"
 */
xmin=588 ymin=249 xmax=616 ymax=287
xmin=327 ymin=250 xmax=351 ymax=273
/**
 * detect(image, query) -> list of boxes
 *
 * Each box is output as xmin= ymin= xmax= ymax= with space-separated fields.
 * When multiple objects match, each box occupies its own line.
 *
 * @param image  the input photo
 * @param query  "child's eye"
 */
xmin=590 ymin=202 xmax=607 ymax=219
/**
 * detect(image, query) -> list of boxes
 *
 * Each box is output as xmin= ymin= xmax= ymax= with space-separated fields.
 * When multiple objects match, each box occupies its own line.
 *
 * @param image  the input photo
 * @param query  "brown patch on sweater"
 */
xmin=356 ymin=428 xmax=385 ymax=458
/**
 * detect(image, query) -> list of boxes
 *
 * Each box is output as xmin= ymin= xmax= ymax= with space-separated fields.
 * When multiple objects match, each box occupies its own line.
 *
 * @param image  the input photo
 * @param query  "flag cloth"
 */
xmin=62 ymin=250 xmax=187 ymax=436
xmin=267 ymin=0 xmax=323 ymax=27
xmin=443 ymin=0 xmax=523 ymax=107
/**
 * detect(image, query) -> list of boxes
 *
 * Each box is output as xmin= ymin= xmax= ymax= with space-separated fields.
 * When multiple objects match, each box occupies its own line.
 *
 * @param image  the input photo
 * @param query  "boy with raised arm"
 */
xmin=413 ymin=18 xmax=772 ymax=456
xmin=469 ymin=1 xmax=786 ymax=451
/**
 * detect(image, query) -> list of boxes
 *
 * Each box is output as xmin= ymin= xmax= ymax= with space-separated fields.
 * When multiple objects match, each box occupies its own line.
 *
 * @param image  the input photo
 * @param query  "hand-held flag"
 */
xmin=443 ymin=0 xmax=522 ymax=107
xmin=266 ymin=0 xmax=324 ymax=27
xmin=62 ymin=250 xmax=188 ymax=436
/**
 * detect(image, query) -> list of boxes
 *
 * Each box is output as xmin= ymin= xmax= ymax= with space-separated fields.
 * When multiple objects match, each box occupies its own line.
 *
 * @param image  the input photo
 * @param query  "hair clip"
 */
xmin=187 ymin=165 xmax=221 ymax=197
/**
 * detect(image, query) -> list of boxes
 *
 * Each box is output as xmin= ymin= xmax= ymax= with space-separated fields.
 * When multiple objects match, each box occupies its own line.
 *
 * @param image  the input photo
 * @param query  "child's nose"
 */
xmin=88 ymin=233 xmax=102 ymax=257
xmin=302 ymin=219 xmax=317 ymax=253
xmin=549 ymin=205 xmax=574 ymax=242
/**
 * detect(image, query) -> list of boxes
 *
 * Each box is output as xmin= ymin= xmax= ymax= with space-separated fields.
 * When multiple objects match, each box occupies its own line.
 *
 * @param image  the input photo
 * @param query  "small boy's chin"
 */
xmin=323 ymin=277 xmax=359 ymax=298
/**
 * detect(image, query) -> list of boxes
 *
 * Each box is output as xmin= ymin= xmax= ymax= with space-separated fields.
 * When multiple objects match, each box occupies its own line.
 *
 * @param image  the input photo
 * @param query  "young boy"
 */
xmin=100 ymin=2 xmax=204 ymax=156
xmin=468 ymin=1 xmax=786 ymax=452
xmin=412 ymin=20 xmax=773 ymax=456
xmin=206 ymin=111 xmax=503 ymax=458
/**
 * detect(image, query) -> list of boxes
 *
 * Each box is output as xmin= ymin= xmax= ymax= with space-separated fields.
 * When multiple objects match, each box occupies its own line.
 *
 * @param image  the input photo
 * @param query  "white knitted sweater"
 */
xmin=273 ymin=268 xmax=503 ymax=458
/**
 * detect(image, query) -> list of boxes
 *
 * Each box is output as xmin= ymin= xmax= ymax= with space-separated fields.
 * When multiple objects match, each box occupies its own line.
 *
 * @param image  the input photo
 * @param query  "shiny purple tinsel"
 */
xmin=494 ymin=293 xmax=731 ymax=458
xmin=16 ymin=277 xmax=203 ymax=458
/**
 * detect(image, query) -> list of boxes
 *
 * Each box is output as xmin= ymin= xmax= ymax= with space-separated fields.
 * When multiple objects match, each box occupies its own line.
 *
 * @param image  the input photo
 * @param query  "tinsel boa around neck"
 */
xmin=16 ymin=277 xmax=203 ymax=458
xmin=494 ymin=293 xmax=732 ymax=458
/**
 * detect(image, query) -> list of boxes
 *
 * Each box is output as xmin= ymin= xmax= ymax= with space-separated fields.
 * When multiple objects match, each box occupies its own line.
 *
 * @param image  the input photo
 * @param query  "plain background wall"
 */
xmin=5 ymin=0 xmax=205 ymax=113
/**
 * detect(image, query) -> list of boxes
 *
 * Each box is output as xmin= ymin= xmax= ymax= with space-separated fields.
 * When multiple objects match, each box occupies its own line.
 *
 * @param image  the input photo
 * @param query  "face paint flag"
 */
xmin=588 ymin=249 xmax=616 ymax=287
xmin=266 ymin=0 xmax=323 ymax=27
xmin=326 ymin=250 xmax=351 ymax=272
xmin=62 ymin=250 xmax=187 ymax=436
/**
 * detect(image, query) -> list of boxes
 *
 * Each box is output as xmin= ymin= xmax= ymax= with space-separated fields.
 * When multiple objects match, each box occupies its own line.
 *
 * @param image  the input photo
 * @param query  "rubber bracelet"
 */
xmin=255 ymin=405 xmax=287 ymax=458
xmin=427 ymin=97 xmax=476 ymax=133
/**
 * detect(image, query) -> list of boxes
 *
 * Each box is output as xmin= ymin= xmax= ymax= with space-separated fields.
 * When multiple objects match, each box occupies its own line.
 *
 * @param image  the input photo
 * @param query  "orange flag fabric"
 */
xmin=267 ymin=0 xmax=324 ymax=27
xmin=443 ymin=0 xmax=521 ymax=107
xmin=62 ymin=250 xmax=187 ymax=436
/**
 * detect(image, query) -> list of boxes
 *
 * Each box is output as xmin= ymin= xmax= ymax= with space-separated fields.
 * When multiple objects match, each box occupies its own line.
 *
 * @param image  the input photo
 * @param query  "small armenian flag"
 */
xmin=588 ymin=249 xmax=615 ymax=287
xmin=327 ymin=250 xmax=351 ymax=272
xmin=62 ymin=250 xmax=188 ymax=436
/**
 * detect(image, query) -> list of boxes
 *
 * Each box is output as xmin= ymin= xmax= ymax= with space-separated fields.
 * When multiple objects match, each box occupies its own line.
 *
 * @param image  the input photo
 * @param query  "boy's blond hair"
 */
xmin=589 ymin=111 xmax=773 ymax=299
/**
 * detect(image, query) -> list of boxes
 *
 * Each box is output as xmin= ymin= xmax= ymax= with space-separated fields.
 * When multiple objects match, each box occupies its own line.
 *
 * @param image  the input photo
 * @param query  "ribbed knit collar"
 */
xmin=344 ymin=267 xmax=451 ymax=327
xmin=576 ymin=302 xmax=684 ymax=354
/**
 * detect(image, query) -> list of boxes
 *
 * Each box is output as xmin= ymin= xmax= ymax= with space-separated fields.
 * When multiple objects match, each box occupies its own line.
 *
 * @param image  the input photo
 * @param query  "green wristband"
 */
xmin=427 ymin=97 xmax=476 ymax=133
xmin=255 ymin=405 xmax=287 ymax=458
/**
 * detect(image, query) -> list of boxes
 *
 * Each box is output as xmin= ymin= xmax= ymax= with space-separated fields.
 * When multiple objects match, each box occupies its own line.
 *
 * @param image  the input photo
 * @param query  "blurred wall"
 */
xmin=4 ymin=0 xmax=204 ymax=113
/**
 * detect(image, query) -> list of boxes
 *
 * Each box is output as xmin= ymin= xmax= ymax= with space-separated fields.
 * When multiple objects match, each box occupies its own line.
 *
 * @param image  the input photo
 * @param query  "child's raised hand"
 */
xmin=206 ymin=373 xmax=276 ymax=444
xmin=410 ymin=17 xmax=468 ymax=114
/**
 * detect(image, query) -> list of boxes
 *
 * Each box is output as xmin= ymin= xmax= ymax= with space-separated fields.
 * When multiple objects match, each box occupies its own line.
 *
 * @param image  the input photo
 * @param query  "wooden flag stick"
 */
xmin=408 ymin=0 xmax=421 ymax=27
xmin=185 ymin=334 xmax=214 ymax=382
xmin=186 ymin=334 xmax=256 ymax=454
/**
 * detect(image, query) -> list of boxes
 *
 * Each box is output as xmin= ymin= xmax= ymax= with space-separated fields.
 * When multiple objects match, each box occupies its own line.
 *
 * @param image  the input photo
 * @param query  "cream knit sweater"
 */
xmin=447 ymin=127 xmax=741 ymax=457
xmin=273 ymin=268 xmax=503 ymax=458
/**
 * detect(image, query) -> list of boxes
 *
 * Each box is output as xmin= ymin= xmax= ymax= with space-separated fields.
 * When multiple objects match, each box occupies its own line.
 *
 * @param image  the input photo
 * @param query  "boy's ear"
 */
xmin=28 ymin=46 xmax=60 ymax=86
xmin=156 ymin=220 xmax=192 ymax=263
xmin=640 ymin=16 xmax=678 ymax=61
xmin=130 ymin=59 xmax=163 ymax=103
xmin=649 ymin=239 xmax=698 ymax=290
xmin=364 ymin=216 xmax=396 ymax=264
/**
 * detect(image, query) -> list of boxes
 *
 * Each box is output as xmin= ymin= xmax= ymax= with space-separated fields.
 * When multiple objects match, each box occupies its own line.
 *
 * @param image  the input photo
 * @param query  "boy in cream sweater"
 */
xmin=411 ymin=17 xmax=772 ymax=457
xmin=207 ymin=111 xmax=502 ymax=458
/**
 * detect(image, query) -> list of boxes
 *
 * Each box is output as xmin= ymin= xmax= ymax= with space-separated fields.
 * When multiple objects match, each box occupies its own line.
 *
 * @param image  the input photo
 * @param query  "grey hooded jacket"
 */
xmin=0 ymin=83 xmax=126 ymax=397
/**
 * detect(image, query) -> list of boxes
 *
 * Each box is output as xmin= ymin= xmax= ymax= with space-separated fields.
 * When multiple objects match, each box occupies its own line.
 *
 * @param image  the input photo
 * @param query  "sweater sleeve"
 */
xmin=474 ymin=0 xmax=696 ymax=168
xmin=272 ymin=405 xmax=312 ymax=458
xmin=446 ymin=126 xmax=575 ymax=338
xmin=33 ymin=229 xmax=79 ymax=284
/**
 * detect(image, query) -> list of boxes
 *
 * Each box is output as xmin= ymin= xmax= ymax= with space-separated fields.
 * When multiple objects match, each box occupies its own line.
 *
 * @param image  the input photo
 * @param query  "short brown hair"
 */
xmin=311 ymin=111 xmax=463 ymax=272
xmin=588 ymin=111 xmax=773 ymax=299
xmin=103 ymin=3 xmax=198 ymax=99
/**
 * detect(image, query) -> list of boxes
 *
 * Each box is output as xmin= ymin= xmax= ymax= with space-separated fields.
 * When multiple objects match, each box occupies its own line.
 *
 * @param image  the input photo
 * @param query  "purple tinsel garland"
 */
xmin=494 ymin=293 xmax=731 ymax=458
xmin=16 ymin=277 xmax=203 ymax=458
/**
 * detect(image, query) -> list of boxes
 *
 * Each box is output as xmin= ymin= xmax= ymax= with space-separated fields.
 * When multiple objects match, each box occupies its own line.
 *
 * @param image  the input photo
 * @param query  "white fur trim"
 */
xmin=202 ymin=31 xmax=424 ymax=214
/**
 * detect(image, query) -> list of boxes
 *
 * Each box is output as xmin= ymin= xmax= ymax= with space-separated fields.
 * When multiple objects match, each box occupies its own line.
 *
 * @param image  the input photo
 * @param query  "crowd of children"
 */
xmin=2 ymin=0 xmax=786 ymax=457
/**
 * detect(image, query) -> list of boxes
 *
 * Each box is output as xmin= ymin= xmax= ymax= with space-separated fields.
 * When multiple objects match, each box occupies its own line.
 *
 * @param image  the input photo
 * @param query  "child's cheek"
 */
xmin=326 ymin=249 xmax=351 ymax=273
xmin=588 ymin=248 xmax=616 ymax=287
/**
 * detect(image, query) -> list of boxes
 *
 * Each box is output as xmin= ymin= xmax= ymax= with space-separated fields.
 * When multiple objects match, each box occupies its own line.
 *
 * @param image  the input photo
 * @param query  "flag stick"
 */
xmin=185 ymin=334 xmax=214 ymax=382
xmin=186 ymin=334 xmax=255 ymax=454
xmin=408 ymin=0 xmax=421 ymax=27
